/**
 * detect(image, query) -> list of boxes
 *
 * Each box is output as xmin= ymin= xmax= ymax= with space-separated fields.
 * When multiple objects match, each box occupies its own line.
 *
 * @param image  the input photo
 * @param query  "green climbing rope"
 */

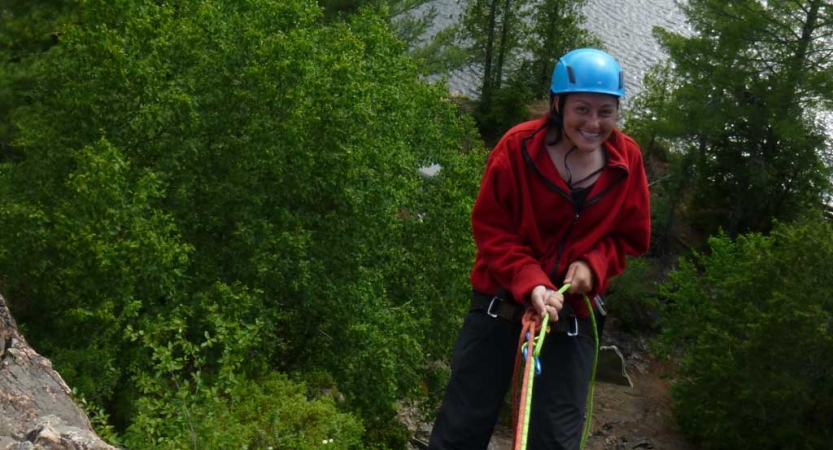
xmin=516 ymin=284 xmax=600 ymax=450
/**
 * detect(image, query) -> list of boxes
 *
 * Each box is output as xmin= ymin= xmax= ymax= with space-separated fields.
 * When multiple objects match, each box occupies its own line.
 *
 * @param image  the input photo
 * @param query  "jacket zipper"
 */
xmin=549 ymin=210 xmax=579 ymax=283
xmin=520 ymin=130 xmax=629 ymax=287
xmin=548 ymin=172 xmax=626 ymax=286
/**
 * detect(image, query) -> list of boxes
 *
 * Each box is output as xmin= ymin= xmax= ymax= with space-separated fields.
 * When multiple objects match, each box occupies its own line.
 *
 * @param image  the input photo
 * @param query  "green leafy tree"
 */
xmin=319 ymin=0 xmax=434 ymax=39
xmin=0 ymin=0 xmax=76 ymax=162
xmin=521 ymin=0 xmax=600 ymax=99
xmin=408 ymin=25 xmax=469 ymax=76
xmin=657 ymin=217 xmax=833 ymax=449
xmin=320 ymin=0 xmax=427 ymax=17
xmin=459 ymin=0 xmax=601 ymax=136
xmin=627 ymin=0 xmax=833 ymax=238
xmin=459 ymin=0 xmax=530 ymax=110
xmin=318 ymin=0 xmax=461 ymax=76
xmin=0 ymin=0 xmax=484 ymax=446
xmin=625 ymin=62 xmax=697 ymax=257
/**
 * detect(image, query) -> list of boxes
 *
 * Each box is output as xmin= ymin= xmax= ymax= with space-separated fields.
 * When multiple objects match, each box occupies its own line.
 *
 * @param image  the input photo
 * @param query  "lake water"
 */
xmin=420 ymin=0 xmax=693 ymax=101
xmin=419 ymin=0 xmax=832 ymax=143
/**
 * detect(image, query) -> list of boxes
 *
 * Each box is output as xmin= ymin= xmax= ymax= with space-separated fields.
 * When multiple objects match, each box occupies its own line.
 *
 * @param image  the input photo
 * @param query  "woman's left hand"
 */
xmin=564 ymin=260 xmax=594 ymax=294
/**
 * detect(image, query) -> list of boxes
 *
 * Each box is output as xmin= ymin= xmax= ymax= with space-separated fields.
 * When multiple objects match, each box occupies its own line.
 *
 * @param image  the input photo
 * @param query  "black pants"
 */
xmin=428 ymin=310 xmax=595 ymax=450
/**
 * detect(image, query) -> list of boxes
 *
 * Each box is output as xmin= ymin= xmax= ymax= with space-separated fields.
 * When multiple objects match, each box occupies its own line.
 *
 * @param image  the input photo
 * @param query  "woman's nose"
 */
xmin=586 ymin=113 xmax=600 ymax=128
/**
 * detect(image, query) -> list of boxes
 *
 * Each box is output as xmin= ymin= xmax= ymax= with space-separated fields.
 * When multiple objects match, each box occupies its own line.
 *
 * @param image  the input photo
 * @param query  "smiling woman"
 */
xmin=428 ymin=48 xmax=651 ymax=450
xmin=547 ymin=93 xmax=619 ymax=193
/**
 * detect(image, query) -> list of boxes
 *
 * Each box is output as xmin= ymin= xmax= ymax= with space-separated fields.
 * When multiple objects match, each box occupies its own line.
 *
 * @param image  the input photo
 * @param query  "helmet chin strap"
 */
xmin=562 ymin=142 xmax=605 ymax=189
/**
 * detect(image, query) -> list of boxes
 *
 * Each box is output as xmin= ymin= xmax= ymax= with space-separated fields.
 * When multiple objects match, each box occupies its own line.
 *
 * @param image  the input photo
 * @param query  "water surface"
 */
xmin=421 ymin=0 xmax=692 ymax=99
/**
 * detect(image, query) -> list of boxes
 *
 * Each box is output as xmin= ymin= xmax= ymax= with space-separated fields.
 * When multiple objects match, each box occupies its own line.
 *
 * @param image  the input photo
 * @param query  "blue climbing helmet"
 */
xmin=550 ymin=48 xmax=625 ymax=98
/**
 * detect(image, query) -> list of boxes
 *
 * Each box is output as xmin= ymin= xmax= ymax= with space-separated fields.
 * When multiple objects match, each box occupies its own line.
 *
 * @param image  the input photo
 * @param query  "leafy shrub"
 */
xmin=0 ymin=0 xmax=484 ymax=446
xmin=658 ymin=218 xmax=833 ymax=450
xmin=474 ymin=81 xmax=534 ymax=142
xmin=123 ymin=372 xmax=364 ymax=449
xmin=605 ymin=257 xmax=661 ymax=333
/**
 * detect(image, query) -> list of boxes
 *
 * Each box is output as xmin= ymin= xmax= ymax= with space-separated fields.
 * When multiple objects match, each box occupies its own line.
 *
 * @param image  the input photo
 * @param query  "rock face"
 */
xmin=0 ymin=294 xmax=117 ymax=450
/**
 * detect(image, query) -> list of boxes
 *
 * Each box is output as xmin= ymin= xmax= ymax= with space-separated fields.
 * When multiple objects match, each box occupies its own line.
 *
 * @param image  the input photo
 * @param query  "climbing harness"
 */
xmin=511 ymin=284 xmax=600 ymax=450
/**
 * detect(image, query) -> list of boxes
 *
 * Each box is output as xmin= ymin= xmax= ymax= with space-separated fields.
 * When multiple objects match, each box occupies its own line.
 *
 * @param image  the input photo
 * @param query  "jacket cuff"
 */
xmin=580 ymin=253 xmax=606 ymax=298
xmin=510 ymin=265 xmax=555 ymax=305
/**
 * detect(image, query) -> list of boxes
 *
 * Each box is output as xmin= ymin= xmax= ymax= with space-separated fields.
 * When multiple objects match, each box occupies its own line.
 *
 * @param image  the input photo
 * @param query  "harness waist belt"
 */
xmin=471 ymin=290 xmax=595 ymax=339
xmin=471 ymin=289 xmax=526 ymax=322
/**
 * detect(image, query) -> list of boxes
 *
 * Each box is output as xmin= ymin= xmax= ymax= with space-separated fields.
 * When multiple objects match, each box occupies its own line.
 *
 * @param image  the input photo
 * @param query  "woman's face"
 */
xmin=559 ymin=93 xmax=618 ymax=153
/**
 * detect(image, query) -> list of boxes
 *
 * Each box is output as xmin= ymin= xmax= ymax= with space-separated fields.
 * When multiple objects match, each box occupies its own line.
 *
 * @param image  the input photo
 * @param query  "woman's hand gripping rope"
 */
xmin=530 ymin=285 xmax=564 ymax=320
xmin=512 ymin=284 xmax=570 ymax=450
xmin=511 ymin=284 xmax=600 ymax=450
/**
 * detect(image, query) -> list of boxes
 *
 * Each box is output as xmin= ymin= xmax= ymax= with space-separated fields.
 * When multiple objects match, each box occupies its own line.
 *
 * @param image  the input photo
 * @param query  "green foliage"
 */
xmin=319 ymin=0 xmax=428 ymax=20
xmin=658 ymin=218 xmax=833 ymax=450
xmin=626 ymin=68 xmax=699 ymax=256
xmin=624 ymin=62 xmax=682 ymax=146
xmin=123 ymin=372 xmax=364 ymax=449
xmin=0 ymin=0 xmax=484 ymax=446
xmin=604 ymin=257 xmax=661 ymax=333
xmin=0 ymin=0 xmax=78 ymax=162
xmin=520 ymin=0 xmax=601 ymax=99
xmin=75 ymin=390 xmax=122 ymax=447
xmin=317 ymin=0 xmax=461 ymax=76
xmin=458 ymin=0 xmax=528 ymax=113
xmin=0 ymin=138 xmax=191 ymax=403
xmin=472 ymin=81 xmax=533 ymax=139
xmin=408 ymin=26 xmax=468 ymax=77
xmin=627 ymin=0 xmax=833 ymax=238
xmin=0 ymin=0 xmax=75 ymax=58
xmin=459 ymin=0 xmax=600 ymax=134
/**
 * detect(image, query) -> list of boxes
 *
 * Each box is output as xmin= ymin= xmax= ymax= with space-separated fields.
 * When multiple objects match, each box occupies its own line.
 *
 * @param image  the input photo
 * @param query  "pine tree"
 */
xmin=629 ymin=0 xmax=833 ymax=237
xmin=459 ymin=0 xmax=530 ymax=110
xmin=458 ymin=0 xmax=599 ymax=133
xmin=523 ymin=0 xmax=600 ymax=98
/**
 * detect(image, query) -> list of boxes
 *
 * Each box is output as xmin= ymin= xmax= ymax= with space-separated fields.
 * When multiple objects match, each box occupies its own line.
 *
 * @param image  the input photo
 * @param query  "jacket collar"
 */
xmin=519 ymin=117 xmax=630 ymax=198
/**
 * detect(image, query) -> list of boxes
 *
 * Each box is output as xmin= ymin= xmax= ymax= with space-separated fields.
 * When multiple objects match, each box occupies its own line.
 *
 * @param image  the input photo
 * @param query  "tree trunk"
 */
xmin=480 ymin=0 xmax=500 ymax=110
xmin=0 ymin=293 xmax=116 ymax=450
xmin=537 ymin=0 xmax=565 ymax=96
xmin=782 ymin=0 xmax=821 ymax=112
xmin=494 ymin=0 xmax=513 ymax=91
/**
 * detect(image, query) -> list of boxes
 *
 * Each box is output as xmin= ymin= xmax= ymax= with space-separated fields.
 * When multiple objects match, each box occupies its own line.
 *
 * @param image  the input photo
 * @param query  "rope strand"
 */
xmin=511 ymin=286 xmax=600 ymax=450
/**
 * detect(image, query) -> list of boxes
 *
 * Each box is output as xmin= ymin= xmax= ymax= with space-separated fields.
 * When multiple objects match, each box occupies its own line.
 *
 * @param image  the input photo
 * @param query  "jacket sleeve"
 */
xmin=581 ymin=146 xmax=651 ymax=297
xmin=471 ymin=144 xmax=555 ymax=304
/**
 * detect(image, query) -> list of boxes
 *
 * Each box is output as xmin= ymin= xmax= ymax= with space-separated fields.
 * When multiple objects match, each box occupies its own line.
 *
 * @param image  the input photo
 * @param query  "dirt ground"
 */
xmin=482 ymin=360 xmax=697 ymax=450
xmin=583 ymin=359 xmax=697 ymax=450
xmin=408 ymin=321 xmax=699 ymax=450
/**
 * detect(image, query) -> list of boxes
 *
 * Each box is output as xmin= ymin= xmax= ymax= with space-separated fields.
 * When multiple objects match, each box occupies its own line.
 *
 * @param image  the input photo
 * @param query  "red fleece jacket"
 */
xmin=470 ymin=117 xmax=651 ymax=318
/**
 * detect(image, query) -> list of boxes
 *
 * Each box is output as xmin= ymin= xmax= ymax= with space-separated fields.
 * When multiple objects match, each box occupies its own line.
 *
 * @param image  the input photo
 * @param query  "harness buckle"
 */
xmin=566 ymin=316 xmax=579 ymax=337
xmin=594 ymin=295 xmax=608 ymax=316
xmin=487 ymin=296 xmax=502 ymax=318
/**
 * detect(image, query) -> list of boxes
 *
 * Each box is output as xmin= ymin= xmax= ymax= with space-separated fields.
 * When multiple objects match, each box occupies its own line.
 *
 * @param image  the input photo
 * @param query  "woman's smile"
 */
xmin=561 ymin=93 xmax=618 ymax=152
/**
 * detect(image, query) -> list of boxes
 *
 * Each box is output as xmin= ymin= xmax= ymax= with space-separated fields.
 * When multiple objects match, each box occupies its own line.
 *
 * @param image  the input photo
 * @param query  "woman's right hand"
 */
xmin=530 ymin=285 xmax=563 ymax=320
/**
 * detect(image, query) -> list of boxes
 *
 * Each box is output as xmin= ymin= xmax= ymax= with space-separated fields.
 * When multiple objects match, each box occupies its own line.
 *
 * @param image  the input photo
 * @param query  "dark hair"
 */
xmin=545 ymin=93 xmax=568 ymax=146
